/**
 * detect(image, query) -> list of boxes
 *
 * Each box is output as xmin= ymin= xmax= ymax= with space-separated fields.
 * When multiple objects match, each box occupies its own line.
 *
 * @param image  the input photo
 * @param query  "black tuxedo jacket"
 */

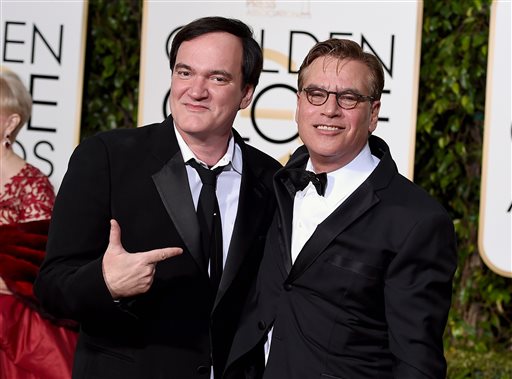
xmin=34 ymin=116 xmax=281 ymax=379
xmin=226 ymin=136 xmax=457 ymax=379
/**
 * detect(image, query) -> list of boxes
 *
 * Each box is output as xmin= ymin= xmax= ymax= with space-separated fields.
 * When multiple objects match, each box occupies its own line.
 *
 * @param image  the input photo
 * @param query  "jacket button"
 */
xmin=283 ymin=283 xmax=292 ymax=291
xmin=258 ymin=320 xmax=266 ymax=330
xmin=196 ymin=365 xmax=210 ymax=375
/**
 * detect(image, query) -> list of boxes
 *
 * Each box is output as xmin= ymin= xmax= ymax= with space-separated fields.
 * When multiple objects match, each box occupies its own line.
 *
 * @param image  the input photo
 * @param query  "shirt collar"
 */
xmin=174 ymin=124 xmax=242 ymax=174
xmin=305 ymin=142 xmax=379 ymax=196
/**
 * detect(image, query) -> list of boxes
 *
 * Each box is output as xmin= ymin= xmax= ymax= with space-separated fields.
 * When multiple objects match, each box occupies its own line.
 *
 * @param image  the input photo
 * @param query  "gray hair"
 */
xmin=0 ymin=67 xmax=33 ymax=138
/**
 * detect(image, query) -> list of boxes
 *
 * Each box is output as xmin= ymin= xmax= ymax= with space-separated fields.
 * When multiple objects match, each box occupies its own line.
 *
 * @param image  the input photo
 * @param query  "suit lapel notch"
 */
xmin=152 ymin=151 xmax=207 ymax=274
xmin=287 ymin=180 xmax=380 ymax=283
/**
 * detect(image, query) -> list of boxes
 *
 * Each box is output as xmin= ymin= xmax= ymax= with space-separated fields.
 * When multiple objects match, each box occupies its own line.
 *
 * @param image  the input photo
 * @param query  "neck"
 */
xmin=181 ymin=132 xmax=231 ymax=167
xmin=0 ymin=147 xmax=26 ymax=192
xmin=309 ymin=144 xmax=368 ymax=174
xmin=1 ymin=145 xmax=16 ymax=164
xmin=310 ymin=158 xmax=348 ymax=174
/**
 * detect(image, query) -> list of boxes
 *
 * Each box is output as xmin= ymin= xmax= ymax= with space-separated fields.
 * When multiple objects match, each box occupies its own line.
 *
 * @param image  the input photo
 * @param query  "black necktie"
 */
xmin=189 ymin=160 xmax=224 ymax=296
xmin=286 ymin=168 xmax=327 ymax=196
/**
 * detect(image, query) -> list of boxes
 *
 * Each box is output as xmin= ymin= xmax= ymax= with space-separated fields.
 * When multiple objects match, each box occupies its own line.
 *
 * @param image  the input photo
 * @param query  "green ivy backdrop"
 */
xmin=81 ymin=1 xmax=512 ymax=377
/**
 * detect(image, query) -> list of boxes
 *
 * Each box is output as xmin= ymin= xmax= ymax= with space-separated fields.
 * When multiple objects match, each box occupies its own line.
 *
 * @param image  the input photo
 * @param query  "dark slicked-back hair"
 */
xmin=297 ymin=38 xmax=385 ymax=100
xmin=169 ymin=16 xmax=263 ymax=89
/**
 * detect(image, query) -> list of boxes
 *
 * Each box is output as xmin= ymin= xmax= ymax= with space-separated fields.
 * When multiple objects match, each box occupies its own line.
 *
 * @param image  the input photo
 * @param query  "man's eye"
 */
xmin=212 ymin=76 xmax=228 ymax=83
xmin=177 ymin=71 xmax=191 ymax=78
xmin=310 ymin=90 xmax=326 ymax=98
xmin=339 ymin=95 xmax=358 ymax=102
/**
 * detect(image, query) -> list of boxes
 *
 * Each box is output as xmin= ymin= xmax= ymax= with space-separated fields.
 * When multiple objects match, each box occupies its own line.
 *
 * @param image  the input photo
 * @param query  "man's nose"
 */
xmin=189 ymin=77 xmax=208 ymax=99
xmin=322 ymin=93 xmax=342 ymax=116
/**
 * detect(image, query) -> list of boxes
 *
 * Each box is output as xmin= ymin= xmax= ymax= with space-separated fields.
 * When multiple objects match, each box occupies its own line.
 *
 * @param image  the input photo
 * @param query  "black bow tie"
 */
xmin=286 ymin=168 xmax=327 ymax=196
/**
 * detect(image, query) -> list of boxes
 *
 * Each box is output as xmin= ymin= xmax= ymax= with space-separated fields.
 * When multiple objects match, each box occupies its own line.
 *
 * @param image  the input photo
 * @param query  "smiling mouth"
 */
xmin=315 ymin=124 xmax=344 ymax=131
xmin=185 ymin=102 xmax=209 ymax=111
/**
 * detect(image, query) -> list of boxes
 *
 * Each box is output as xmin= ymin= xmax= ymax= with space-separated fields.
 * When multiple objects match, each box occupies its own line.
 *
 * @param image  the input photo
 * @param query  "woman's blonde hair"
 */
xmin=0 ymin=67 xmax=33 ymax=139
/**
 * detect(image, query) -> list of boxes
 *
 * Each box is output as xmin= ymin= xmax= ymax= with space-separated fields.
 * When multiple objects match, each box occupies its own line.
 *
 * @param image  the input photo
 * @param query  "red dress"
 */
xmin=0 ymin=164 xmax=78 ymax=379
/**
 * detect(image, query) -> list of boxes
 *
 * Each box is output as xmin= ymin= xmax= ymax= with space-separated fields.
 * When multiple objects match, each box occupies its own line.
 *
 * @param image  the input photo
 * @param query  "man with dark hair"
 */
xmin=35 ymin=16 xmax=280 ymax=379
xmin=226 ymin=38 xmax=457 ymax=379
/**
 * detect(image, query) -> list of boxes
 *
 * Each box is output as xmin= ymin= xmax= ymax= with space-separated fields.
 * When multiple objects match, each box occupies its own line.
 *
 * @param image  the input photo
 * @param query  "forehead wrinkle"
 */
xmin=321 ymin=56 xmax=351 ymax=76
xmin=316 ymin=56 xmax=370 ymax=94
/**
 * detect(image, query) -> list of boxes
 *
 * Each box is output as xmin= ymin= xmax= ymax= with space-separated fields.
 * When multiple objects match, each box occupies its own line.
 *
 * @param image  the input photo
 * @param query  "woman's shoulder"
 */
xmin=0 ymin=163 xmax=55 ymax=224
xmin=20 ymin=163 xmax=48 ymax=177
xmin=18 ymin=163 xmax=54 ymax=192
xmin=15 ymin=163 xmax=55 ymax=222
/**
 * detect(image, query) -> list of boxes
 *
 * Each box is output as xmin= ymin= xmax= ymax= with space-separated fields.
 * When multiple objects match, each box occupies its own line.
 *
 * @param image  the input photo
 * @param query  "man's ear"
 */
xmin=295 ymin=92 xmax=300 ymax=124
xmin=239 ymin=85 xmax=255 ymax=110
xmin=368 ymin=100 xmax=381 ymax=134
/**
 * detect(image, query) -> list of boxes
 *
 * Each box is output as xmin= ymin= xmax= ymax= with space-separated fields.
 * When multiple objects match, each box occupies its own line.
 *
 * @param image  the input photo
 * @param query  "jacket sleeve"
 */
xmin=384 ymin=210 xmax=457 ymax=378
xmin=34 ymin=136 xmax=123 ymax=323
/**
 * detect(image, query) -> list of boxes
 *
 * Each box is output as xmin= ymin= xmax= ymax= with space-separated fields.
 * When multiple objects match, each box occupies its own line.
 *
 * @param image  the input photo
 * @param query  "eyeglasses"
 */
xmin=302 ymin=87 xmax=375 ymax=110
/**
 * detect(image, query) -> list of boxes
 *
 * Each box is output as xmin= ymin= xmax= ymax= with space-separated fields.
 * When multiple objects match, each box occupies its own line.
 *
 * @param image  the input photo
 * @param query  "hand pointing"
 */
xmin=102 ymin=219 xmax=183 ymax=299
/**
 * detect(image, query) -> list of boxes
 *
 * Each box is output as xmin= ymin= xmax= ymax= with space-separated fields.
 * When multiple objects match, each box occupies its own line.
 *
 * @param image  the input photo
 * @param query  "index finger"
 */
xmin=142 ymin=247 xmax=183 ymax=264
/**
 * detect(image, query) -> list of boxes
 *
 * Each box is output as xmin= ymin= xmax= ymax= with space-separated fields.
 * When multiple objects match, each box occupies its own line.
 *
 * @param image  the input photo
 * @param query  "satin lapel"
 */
xmin=286 ymin=180 xmax=379 ymax=284
xmin=285 ymin=135 xmax=397 ymax=284
xmin=213 ymin=131 xmax=277 ymax=309
xmin=274 ymin=179 xmax=294 ymax=275
xmin=152 ymin=147 xmax=205 ymax=274
xmin=213 ymin=163 xmax=268 ymax=309
xmin=273 ymin=147 xmax=310 ymax=274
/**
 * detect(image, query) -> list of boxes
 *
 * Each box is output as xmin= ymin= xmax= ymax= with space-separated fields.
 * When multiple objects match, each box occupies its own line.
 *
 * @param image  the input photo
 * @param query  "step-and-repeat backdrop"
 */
xmin=1 ymin=1 xmax=88 ymax=191
xmin=1 ymin=1 xmax=509 ymax=277
xmin=138 ymin=1 xmax=422 ymax=179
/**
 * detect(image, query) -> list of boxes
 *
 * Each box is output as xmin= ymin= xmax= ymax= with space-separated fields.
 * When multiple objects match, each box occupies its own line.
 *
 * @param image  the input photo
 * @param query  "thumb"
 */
xmin=142 ymin=246 xmax=183 ymax=265
xmin=107 ymin=219 xmax=124 ymax=254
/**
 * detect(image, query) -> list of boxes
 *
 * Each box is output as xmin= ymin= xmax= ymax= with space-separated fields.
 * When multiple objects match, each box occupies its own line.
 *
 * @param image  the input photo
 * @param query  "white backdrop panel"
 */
xmin=1 ymin=1 xmax=88 ymax=191
xmin=139 ymin=1 xmax=422 ymax=178
xmin=479 ymin=0 xmax=512 ymax=277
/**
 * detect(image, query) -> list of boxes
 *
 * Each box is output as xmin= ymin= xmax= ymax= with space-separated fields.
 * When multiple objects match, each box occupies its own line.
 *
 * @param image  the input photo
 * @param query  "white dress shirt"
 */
xmin=265 ymin=142 xmax=380 ymax=363
xmin=174 ymin=125 xmax=243 ymax=269
xmin=290 ymin=143 xmax=380 ymax=263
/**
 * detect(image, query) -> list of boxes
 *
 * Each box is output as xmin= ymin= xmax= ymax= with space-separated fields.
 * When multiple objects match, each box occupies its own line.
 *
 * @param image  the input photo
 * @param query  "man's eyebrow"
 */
xmin=306 ymin=84 xmax=362 ymax=94
xmin=338 ymin=89 xmax=365 ymax=96
xmin=174 ymin=63 xmax=192 ymax=71
xmin=174 ymin=64 xmax=233 ymax=80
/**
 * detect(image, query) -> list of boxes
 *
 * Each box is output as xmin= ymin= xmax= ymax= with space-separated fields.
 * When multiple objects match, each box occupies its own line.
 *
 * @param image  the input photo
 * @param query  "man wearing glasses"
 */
xmin=225 ymin=39 xmax=457 ymax=379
